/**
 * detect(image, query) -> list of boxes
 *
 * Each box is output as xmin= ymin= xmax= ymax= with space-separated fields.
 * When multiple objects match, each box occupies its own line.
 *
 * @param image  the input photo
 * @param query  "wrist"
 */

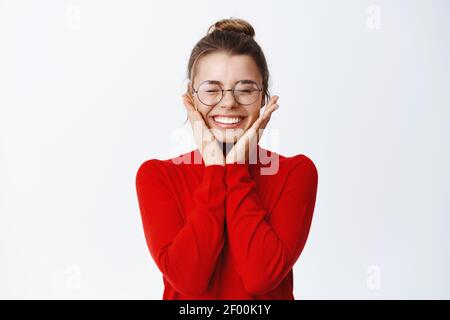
xmin=205 ymin=160 xmax=225 ymax=167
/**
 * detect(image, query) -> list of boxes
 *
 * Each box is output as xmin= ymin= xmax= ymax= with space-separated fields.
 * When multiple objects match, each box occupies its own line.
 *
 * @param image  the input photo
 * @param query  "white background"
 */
xmin=1 ymin=0 xmax=449 ymax=299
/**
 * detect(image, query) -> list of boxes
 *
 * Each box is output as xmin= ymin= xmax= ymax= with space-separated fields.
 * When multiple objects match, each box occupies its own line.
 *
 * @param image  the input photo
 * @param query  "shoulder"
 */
xmin=282 ymin=153 xmax=318 ymax=184
xmin=285 ymin=154 xmax=318 ymax=178
xmin=258 ymin=146 xmax=317 ymax=179
xmin=281 ymin=154 xmax=318 ymax=197
xmin=136 ymin=158 xmax=162 ymax=173
xmin=135 ymin=159 xmax=165 ymax=187
xmin=135 ymin=150 xmax=196 ymax=183
xmin=261 ymin=148 xmax=318 ymax=191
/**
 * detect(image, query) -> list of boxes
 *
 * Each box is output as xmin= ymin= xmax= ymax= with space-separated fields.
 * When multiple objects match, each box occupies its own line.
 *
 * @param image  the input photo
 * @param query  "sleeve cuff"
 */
xmin=193 ymin=165 xmax=227 ymax=206
xmin=225 ymin=163 xmax=252 ymax=187
xmin=203 ymin=164 xmax=226 ymax=183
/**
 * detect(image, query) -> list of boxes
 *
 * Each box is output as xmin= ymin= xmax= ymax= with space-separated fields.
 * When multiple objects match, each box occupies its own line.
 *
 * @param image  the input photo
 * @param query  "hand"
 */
xmin=226 ymin=95 xmax=279 ymax=164
xmin=182 ymin=93 xmax=225 ymax=166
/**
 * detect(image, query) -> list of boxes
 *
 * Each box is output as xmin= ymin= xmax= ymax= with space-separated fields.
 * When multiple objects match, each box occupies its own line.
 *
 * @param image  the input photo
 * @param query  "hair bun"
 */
xmin=207 ymin=17 xmax=255 ymax=38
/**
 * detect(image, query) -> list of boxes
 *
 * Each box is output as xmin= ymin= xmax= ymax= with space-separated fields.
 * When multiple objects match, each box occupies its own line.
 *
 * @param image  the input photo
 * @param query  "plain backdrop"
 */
xmin=1 ymin=0 xmax=449 ymax=299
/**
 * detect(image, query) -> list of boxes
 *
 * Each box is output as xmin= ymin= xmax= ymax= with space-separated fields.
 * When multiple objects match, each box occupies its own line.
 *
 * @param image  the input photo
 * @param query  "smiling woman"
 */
xmin=135 ymin=17 xmax=319 ymax=300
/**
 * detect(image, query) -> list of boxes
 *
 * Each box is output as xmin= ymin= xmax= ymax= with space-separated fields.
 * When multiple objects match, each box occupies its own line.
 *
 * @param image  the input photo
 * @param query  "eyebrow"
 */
xmin=202 ymin=79 xmax=258 ymax=85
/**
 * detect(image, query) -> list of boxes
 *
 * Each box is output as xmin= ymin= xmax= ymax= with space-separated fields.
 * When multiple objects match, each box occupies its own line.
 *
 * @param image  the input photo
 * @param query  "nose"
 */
xmin=218 ymin=89 xmax=238 ymax=108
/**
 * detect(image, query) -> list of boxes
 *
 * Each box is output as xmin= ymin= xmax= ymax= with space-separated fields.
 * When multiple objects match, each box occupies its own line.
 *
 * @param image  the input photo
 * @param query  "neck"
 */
xmin=219 ymin=141 xmax=235 ymax=157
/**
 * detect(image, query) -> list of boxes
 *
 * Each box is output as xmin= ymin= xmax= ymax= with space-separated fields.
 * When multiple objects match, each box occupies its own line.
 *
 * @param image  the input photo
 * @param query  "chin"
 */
xmin=211 ymin=131 xmax=243 ymax=144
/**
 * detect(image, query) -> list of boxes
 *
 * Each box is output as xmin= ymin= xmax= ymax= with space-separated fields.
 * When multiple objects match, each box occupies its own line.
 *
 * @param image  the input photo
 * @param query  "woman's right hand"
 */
xmin=182 ymin=93 xmax=225 ymax=166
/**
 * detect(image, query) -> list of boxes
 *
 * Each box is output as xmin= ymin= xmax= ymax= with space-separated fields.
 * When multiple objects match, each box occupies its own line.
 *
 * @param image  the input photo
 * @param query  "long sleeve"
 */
xmin=135 ymin=160 xmax=226 ymax=296
xmin=224 ymin=157 xmax=318 ymax=295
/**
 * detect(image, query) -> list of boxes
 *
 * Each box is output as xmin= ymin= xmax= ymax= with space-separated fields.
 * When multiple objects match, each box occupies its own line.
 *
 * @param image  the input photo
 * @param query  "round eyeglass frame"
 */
xmin=192 ymin=80 xmax=263 ymax=106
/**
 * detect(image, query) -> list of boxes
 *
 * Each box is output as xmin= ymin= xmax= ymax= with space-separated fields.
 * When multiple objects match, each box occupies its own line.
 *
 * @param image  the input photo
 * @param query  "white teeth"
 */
xmin=214 ymin=116 xmax=242 ymax=124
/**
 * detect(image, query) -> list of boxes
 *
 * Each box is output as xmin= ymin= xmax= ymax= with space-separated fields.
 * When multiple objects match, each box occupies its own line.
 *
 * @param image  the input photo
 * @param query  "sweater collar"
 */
xmin=192 ymin=144 xmax=273 ymax=168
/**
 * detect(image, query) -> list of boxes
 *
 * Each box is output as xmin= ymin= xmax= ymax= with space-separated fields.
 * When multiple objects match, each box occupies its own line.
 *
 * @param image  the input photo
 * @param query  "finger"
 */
xmin=183 ymin=95 xmax=213 ymax=143
xmin=232 ymin=96 xmax=280 ymax=152
xmin=265 ymin=95 xmax=279 ymax=110
xmin=260 ymin=103 xmax=279 ymax=129
xmin=182 ymin=94 xmax=204 ymax=126
xmin=252 ymin=101 xmax=279 ymax=131
xmin=246 ymin=96 xmax=279 ymax=132
xmin=182 ymin=94 xmax=195 ymax=114
xmin=262 ymin=97 xmax=279 ymax=118
xmin=182 ymin=93 xmax=202 ymax=117
xmin=260 ymin=96 xmax=279 ymax=118
xmin=255 ymin=103 xmax=279 ymax=142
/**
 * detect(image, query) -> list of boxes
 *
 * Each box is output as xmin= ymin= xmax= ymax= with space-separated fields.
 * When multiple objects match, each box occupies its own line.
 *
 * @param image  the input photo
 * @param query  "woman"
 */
xmin=135 ymin=18 xmax=318 ymax=300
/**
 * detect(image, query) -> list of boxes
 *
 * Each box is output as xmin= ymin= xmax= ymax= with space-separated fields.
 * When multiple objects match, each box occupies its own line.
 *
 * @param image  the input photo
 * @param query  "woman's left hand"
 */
xmin=226 ymin=95 xmax=279 ymax=164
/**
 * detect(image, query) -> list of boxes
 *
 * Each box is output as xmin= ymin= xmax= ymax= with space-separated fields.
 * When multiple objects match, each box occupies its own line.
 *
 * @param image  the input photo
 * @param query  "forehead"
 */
xmin=195 ymin=52 xmax=261 ymax=84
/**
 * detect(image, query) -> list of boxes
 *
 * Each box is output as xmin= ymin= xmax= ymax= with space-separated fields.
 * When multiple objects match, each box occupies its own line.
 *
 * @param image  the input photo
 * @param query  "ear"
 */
xmin=186 ymin=82 xmax=191 ymax=95
xmin=260 ymin=94 xmax=266 ymax=109
xmin=186 ymin=82 xmax=197 ymax=111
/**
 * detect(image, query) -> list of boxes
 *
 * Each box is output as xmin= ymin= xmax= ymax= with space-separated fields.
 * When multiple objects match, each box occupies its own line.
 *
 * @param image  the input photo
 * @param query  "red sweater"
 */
xmin=135 ymin=145 xmax=318 ymax=300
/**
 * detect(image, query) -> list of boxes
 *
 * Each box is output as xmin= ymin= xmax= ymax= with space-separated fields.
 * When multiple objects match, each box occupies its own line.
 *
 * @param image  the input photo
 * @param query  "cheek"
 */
xmin=244 ymin=109 xmax=261 ymax=128
xmin=196 ymin=106 xmax=210 ymax=120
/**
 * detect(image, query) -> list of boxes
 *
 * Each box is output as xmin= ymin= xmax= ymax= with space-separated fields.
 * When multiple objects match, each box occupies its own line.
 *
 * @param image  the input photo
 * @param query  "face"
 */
xmin=188 ymin=51 xmax=265 ymax=143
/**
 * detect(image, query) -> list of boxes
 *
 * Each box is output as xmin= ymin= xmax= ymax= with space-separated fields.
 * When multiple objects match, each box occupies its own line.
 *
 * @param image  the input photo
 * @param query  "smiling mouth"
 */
xmin=210 ymin=115 xmax=245 ymax=128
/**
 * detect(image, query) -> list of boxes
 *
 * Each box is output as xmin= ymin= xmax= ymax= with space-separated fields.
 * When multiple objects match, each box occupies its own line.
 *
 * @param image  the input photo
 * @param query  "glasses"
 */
xmin=192 ymin=80 xmax=263 ymax=106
